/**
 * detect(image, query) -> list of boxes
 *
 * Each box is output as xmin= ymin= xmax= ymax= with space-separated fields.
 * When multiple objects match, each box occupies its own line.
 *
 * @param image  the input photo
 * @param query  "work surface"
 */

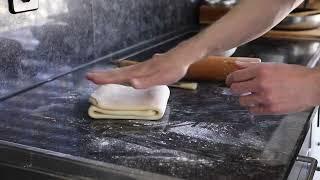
xmin=0 ymin=31 xmax=319 ymax=180
xmin=0 ymin=77 xmax=311 ymax=180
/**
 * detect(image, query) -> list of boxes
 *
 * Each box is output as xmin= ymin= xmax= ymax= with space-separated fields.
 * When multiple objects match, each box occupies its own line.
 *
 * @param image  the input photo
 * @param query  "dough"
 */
xmin=88 ymin=84 xmax=170 ymax=120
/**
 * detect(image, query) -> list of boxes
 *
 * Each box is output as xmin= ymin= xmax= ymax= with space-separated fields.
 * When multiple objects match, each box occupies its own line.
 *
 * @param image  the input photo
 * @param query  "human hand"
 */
xmin=226 ymin=62 xmax=320 ymax=115
xmin=87 ymin=39 xmax=206 ymax=89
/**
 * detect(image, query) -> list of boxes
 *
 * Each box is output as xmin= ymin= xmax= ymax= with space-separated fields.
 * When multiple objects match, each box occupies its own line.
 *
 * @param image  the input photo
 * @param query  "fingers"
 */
xmin=239 ymin=94 xmax=262 ymax=107
xmin=86 ymin=66 xmax=134 ymax=85
xmin=248 ymin=105 xmax=268 ymax=115
xmin=86 ymin=64 xmax=168 ymax=89
xmin=248 ymin=105 xmax=282 ymax=115
xmin=130 ymin=74 xmax=162 ymax=89
xmin=226 ymin=60 xmax=261 ymax=85
xmin=238 ymin=90 xmax=282 ymax=115
xmin=226 ymin=63 xmax=259 ymax=86
xmin=234 ymin=59 xmax=261 ymax=69
xmin=241 ymin=96 xmax=283 ymax=115
xmin=230 ymin=79 xmax=259 ymax=95
xmin=130 ymin=71 xmax=179 ymax=89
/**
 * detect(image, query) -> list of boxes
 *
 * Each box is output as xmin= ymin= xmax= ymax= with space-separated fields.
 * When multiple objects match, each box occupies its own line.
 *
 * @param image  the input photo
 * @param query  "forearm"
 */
xmin=187 ymin=0 xmax=303 ymax=61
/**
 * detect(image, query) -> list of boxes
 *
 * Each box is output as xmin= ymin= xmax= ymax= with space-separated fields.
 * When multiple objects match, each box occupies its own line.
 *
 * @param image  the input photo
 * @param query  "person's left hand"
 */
xmin=226 ymin=62 xmax=320 ymax=115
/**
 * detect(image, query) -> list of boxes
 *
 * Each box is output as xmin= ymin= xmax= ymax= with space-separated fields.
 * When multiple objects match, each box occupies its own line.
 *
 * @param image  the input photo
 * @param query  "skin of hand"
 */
xmin=87 ymin=40 xmax=203 ymax=89
xmin=87 ymin=0 xmax=303 ymax=88
xmin=226 ymin=62 xmax=320 ymax=115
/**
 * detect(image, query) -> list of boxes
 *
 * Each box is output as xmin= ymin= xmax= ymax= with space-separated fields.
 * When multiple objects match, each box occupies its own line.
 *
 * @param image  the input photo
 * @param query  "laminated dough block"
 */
xmin=88 ymin=84 xmax=170 ymax=120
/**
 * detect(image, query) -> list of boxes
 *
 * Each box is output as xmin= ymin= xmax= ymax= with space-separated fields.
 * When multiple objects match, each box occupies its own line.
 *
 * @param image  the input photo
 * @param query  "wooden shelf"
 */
xmin=264 ymin=28 xmax=320 ymax=40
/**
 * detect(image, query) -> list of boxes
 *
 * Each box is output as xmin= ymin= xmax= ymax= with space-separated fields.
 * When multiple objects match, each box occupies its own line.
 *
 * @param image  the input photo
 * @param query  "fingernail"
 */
xmin=87 ymin=72 xmax=96 ymax=76
xmin=236 ymin=57 xmax=261 ymax=62
xmin=240 ymin=92 xmax=252 ymax=96
xmin=86 ymin=72 xmax=95 ymax=79
xmin=235 ymin=61 xmax=247 ymax=65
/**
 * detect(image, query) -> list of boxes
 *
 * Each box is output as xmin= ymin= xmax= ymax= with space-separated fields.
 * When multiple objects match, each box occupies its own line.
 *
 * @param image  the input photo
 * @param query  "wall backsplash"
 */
xmin=93 ymin=0 xmax=199 ymax=57
xmin=0 ymin=0 xmax=200 ymax=99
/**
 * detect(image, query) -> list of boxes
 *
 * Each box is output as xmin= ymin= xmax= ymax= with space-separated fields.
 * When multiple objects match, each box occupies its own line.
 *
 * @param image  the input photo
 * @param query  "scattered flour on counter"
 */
xmin=100 ymin=141 xmax=109 ymax=146
xmin=168 ymin=124 xmax=216 ymax=142
xmin=88 ymin=135 xmax=215 ymax=166
xmin=168 ymin=122 xmax=233 ymax=144
xmin=220 ymin=88 xmax=233 ymax=96
xmin=217 ymin=87 xmax=251 ymax=96
xmin=168 ymin=122 xmax=264 ymax=149
xmin=89 ymin=136 xmax=153 ymax=153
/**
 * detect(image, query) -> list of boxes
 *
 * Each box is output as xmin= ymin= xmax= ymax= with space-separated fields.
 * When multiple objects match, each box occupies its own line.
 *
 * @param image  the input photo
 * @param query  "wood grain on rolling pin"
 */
xmin=117 ymin=56 xmax=261 ymax=81
xmin=185 ymin=56 xmax=261 ymax=81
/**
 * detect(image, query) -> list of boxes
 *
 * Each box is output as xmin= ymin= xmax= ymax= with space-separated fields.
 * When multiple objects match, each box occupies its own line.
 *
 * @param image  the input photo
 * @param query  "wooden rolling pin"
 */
xmin=117 ymin=56 xmax=261 ymax=81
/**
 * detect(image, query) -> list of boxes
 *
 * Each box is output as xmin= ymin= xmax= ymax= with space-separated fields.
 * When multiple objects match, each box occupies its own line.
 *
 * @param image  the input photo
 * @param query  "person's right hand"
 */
xmin=226 ymin=62 xmax=320 ymax=115
xmin=86 ymin=39 xmax=205 ymax=89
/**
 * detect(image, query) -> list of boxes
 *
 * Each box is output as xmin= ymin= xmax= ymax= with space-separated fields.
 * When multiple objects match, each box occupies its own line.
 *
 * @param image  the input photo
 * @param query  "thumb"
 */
xmin=130 ymin=74 xmax=162 ymax=89
xmin=86 ymin=69 xmax=129 ymax=85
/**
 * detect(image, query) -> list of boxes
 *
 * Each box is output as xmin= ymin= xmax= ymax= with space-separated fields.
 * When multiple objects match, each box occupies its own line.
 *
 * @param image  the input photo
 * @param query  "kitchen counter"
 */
xmin=0 ymin=30 xmax=319 ymax=180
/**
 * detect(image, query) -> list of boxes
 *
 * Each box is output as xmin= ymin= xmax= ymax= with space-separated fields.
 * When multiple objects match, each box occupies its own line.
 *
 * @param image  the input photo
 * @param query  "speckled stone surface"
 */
xmin=0 ymin=32 xmax=318 ymax=179
xmin=92 ymin=0 xmax=199 ymax=58
xmin=0 ymin=0 xmax=94 ymax=98
xmin=0 ymin=0 xmax=200 ymax=99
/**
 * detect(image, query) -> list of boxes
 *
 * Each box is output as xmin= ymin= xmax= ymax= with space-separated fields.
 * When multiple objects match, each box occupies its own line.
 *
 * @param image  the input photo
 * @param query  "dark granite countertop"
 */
xmin=0 ymin=31 xmax=319 ymax=180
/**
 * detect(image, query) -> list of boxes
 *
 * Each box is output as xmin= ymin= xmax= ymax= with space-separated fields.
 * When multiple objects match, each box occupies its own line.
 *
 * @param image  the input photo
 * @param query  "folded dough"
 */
xmin=88 ymin=84 xmax=170 ymax=120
